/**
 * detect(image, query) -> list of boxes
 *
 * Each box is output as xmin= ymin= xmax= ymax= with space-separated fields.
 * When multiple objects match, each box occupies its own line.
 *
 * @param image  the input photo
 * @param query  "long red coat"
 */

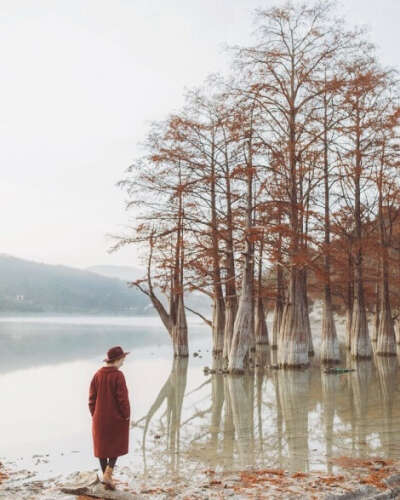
xmin=88 ymin=366 xmax=131 ymax=458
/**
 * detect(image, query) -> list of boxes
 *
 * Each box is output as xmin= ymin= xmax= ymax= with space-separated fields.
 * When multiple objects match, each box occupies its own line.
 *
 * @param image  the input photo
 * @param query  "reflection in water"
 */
xmin=138 ymin=348 xmax=400 ymax=476
xmin=321 ymin=368 xmax=339 ymax=474
xmin=141 ymin=358 xmax=189 ymax=475
xmin=376 ymin=356 xmax=398 ymax=458
xmin=0 ymin=319 xmax=171 ymax=373
xmin=279 ymin=370 xmax=311 ymax=472
xmin=2 ymin=317 xmax=400 ymax=480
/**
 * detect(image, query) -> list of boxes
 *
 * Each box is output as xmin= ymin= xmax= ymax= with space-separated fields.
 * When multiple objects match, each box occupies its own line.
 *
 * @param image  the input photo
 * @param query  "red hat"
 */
xmin=103 ymin=346 xmax=130 ymax=362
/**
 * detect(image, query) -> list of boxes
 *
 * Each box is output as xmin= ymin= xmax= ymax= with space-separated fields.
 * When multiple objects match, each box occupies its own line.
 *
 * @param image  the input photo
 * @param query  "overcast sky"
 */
xmin=1 ymin=0 xmax=399 ymax=270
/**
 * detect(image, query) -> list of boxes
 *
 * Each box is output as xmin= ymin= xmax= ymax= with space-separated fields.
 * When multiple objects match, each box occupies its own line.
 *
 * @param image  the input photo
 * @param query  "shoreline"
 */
xmin=2 ymin=456 xmax=400 ymax=499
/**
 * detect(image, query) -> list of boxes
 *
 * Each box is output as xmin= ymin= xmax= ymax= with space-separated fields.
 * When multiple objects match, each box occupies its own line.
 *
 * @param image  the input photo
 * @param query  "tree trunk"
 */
xmin=320 ymin=108 xmax=339 ymax=363
xmin=321 ymin=284 xmax=340 ymax=363
xmin=278 ymin=268 xmax=309 ymax=367
xmin=212 ymin=297 xmax=225 ymax=355
xmin=228 ymin=251 xmax=253 ymax=374
xmin=210 ymin=147 xmax=225 ymax=355
xmin=223 ymin=294 xmax=237 ymax=362
xmin=302 ymin=270 xmax=314 ymax=356
xmin=271 ymin=264 xmax=284 ymax=349
xmin=255 ymin=296 xmax=269 ymax=345
xmin=345 ymin=252 xmax=354 ymax=350
xmin=376 ymin=186 xmax=396 ymax=356
xmin=372 ymin=280 xmax=380 ymax=342
xmin=376 ymin=252 xmax=396 ymax=355
xmin=350 ymin=278 xmax=371 ymax=359
xmin=222 ymin=165 xmax=238 ymax=362
xmin=350 ymin=149 xmax=371 ymax=359
xmin=172 ymin=294 xmax=189 ymax=357
xmin=255 ymin=241 xmax=269 ymax=345
xmin=227 ymin=138 xmax=254 ymax=374
xmin=395 ymin=319 xmax=400 ymax=345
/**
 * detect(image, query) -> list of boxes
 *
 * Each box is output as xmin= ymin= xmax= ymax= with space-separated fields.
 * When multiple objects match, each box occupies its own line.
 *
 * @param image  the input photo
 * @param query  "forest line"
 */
xmin=113 ymin=1 xmax=400 ymax=372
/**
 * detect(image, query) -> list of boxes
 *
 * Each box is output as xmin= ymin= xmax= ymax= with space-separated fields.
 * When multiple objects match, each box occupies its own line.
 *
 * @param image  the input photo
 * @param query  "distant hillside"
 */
xmin=0 ymin=255 xmax=151 ymax=314
xmin=86 ymin=265 xmax=143 ymax=283
xmin=88 ymin=264 xmax=212 ymax=316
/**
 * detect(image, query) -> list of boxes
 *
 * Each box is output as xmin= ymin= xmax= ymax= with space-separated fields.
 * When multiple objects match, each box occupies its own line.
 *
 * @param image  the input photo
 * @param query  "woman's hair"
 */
xmin=106 ymin=356 xmax=124 ymax=365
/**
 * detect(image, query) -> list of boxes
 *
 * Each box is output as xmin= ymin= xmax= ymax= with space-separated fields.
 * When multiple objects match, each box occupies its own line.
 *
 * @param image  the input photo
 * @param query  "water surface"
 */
xmin=0 ymin=315 xmax=399 ymax=482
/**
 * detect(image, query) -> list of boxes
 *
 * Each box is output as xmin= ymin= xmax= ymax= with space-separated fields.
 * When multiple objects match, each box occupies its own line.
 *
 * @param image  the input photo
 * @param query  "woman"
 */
xmin=88 ymin=345 xmax=131 ymax=490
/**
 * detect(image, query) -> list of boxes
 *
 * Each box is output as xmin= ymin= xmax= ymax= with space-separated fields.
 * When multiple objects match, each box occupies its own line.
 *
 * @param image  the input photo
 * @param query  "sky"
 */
xmin=1 ymin=0 xmax=400 ymax=270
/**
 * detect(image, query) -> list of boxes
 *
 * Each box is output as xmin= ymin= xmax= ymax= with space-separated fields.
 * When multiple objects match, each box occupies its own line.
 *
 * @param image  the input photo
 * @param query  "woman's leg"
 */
xmin=108 ymin=457 xmax=118 ymax=468
xmin=99 ymin=458 xmax=108 ymax=473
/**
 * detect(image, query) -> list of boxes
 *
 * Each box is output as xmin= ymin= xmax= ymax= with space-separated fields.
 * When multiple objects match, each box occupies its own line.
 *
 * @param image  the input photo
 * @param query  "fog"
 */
xmin=1 ymin=0 xmax=398 ymax=269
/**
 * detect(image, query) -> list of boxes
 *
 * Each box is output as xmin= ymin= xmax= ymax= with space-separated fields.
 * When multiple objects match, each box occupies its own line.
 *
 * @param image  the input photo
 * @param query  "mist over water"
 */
xmin=0 ymin=315 xmax=399 ymax=482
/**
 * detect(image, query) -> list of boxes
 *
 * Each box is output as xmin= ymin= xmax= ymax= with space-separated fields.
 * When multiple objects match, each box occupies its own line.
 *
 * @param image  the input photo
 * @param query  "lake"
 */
xmin=0 ymin=315 xmax=400 ymax=484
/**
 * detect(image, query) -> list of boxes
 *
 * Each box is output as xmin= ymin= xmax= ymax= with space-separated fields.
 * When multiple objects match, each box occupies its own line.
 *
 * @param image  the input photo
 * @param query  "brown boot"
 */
xmin=102 ymin=465 xmax=116 ymax=490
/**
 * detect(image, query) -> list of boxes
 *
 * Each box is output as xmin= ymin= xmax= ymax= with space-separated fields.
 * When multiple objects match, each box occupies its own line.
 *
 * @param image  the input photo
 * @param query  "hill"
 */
xmin=86 ymin=265 xmax=143 ymax=282
xmin=88 ymin=264 xmax=213 ymax=316
xmin=0 ymin=255 xmax=151 ymax=314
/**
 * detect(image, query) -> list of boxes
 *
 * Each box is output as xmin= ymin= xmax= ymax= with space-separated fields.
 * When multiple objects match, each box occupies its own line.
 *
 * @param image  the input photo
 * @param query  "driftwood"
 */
xmin=59 ymin=470 xmax=140 ymax=499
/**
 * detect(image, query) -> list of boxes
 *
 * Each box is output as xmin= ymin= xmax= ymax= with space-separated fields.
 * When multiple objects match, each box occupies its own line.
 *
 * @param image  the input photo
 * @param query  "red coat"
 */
xmin=88 ymin=366 xmax=131 ymax=458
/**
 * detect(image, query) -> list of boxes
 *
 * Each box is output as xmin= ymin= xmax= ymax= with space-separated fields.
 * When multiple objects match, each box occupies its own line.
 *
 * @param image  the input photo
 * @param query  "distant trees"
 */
xmin=115 ymin=0 xmax=400 ymax=369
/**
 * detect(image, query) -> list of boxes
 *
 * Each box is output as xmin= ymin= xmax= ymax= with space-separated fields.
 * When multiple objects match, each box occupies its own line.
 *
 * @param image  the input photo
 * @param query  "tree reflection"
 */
xmin=277 ymin=369 xmax=311 ymax=472
xmin=138 ymin=352 xmax=400 ymax=478
xmin=228 ymin=374 xmax=255 ymax=467
xmin=349 ymin=360 xmax=372 ymax=456
xmin=140 ymin=357 xmax=189 ymax=474
xmin=321 ymin=369 xmax=339 ymax=474
xmin=375 ymin=356 xmax=399 ymax=456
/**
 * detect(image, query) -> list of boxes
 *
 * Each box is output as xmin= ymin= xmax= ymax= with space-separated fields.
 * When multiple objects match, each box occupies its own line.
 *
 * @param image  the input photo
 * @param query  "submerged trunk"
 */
xmin=228 ymin=255 xmax=253 ymax=374
xmin=350 ymin=276 xmax=371 ymax=359
xmin=222 ymin=222 xmax=238 ymax=363
xmin=278 ymin=268 xmax=309 ymax=367
xmin=320 ymin=117 xmax=339 ymax=363
xmin=350 ymin=285 xmax=371 ymax=359
xmin=376 ymin=256 xmax=396 ymax=355
xmin=222 ymin=147 xmax=237 ymax=362
xmin=210 ymin=147 xmax=225 ymax=356
xmin=376 ymin=191 xmax=396 ymax=356
xmin=321 ymin=285 xmax=340 ymax=363
xmin=222 ymin=240 xmax=237 ymax=361
xmin=227 ymin=140 xmax=254 ymax=374
xmin=350 ymin=130 xmax=371 ymax=359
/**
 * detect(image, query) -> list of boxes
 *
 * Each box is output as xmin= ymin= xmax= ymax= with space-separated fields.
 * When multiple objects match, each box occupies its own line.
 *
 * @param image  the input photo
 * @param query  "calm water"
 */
xmin=0 ymin=315 xmax=400 ymax=482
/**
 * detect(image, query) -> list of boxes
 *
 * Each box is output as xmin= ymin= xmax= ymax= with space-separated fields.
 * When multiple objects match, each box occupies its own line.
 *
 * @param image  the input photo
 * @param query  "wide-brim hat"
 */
xmin=103 ymin=345 xmax=130 ymax=362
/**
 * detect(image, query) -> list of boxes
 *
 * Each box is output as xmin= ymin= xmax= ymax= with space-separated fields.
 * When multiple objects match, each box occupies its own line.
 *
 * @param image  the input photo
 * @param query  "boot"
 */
xmin=102 ymin=465 xmax=116 ymax=490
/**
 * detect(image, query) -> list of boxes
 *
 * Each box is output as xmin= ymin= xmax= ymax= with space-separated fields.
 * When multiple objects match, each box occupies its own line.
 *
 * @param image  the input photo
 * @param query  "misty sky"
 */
xmin=1 ymin=0 xmax=399 ymax=270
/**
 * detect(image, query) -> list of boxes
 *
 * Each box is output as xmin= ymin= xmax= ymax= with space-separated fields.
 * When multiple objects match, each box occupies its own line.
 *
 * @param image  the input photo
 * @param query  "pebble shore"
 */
xmin=2 ymin=456 xmax=400 ymax=499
